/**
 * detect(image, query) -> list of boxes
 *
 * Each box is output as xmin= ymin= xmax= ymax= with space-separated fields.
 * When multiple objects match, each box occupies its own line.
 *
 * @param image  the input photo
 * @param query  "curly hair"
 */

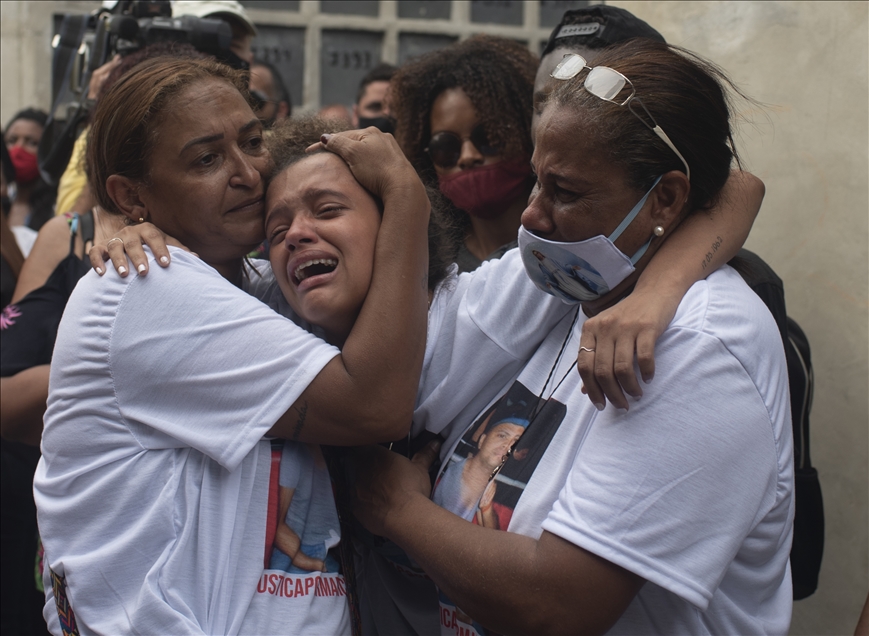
xmin=268 ymin=116 xmax=460 ymax=292
xmin=391 ymin=35 xmax=537 ymax=184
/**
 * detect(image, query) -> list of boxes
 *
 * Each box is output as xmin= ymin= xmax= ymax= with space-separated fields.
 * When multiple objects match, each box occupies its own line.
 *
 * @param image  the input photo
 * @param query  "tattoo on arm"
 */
xmin=291 ymin=401 xmax=308 ymax=441
xmin=701 ymin=236 xmax=724 ymax=270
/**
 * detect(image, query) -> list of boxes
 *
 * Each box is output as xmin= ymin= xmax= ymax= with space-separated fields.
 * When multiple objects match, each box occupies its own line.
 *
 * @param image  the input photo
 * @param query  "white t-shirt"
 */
xmin=424 ymin=265 xmax=794 ymax=635
xmin=34 ymin=249 xmax=349 ymax=635
xmin=353 ymin=252 xmax=571 ymax=635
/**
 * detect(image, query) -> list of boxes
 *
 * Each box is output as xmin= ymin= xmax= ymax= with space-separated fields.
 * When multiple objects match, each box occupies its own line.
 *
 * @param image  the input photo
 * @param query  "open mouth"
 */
xmin=293 ymin=258 xmax=338 ymax=285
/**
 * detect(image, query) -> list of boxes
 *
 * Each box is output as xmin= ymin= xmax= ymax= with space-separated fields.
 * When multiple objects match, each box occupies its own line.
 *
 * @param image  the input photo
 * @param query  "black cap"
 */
xmin=0 ymin=136 xmax=14 ymax=185
xmin=543 ymin=6 xmax=666 ymax=58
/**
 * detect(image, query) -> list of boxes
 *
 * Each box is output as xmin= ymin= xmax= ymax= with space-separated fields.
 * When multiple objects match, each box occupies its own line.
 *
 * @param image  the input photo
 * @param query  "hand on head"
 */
xmin=311 ymin=128 xmax=424 ymax=202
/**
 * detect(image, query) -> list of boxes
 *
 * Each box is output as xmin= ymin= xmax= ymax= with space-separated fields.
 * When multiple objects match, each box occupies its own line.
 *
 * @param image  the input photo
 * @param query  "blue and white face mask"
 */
xmin=518 ymin=176 xmax=661 ymax=304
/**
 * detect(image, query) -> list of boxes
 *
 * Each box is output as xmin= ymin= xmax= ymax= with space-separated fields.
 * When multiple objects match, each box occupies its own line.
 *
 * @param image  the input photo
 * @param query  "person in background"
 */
xmin=318 ymin=104 xmax=354 ymax=127
xmin=1 ymin=142 xmax=25 ymax=309
xmin=391 ymin=36 xmax=537 ymax=272
xmin=4 ymin=109 xmax=56 ymax=233
xmin=250 ymin=58 xmax=292 ymax=126
xmin=352 ymin=63 xmax=397 ymax=133
xmin=171 ymin=0 xmax=256 ymax=65
xmin=2 ymin=138 xmax=37 ymax=261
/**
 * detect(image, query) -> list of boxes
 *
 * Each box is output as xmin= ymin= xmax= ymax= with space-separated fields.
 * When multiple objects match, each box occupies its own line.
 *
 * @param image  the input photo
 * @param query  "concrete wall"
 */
xmin=2 ymin=1 xmax=867 ymax=633
xmin=611 ymin=2 xmax=868 ymax=634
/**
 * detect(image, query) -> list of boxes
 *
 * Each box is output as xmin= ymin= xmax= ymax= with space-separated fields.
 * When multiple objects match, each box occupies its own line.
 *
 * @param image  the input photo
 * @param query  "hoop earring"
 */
xmin=653 ymin=225 xmax=665 ymax=237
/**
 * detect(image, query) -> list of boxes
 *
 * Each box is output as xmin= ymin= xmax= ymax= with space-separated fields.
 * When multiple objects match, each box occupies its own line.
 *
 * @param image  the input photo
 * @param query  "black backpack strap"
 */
xmin=786 ymin=316 xmax=824 ymax=600
xmin=786 ymin=317 xmax=814 ymax=469
xmin=731 ymin=251 xmax=824 ymax=599
xmin=78 ymin=207 xmax=95 ymax=257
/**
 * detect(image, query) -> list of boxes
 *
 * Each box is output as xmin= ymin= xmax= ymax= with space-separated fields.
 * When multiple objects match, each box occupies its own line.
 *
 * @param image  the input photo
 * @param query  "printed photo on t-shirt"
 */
xmin=433 ymin=381 xmax=567 ymax=531
xmin=263 ymin=440 xmax=341 ymax=574
xmin=433 ymin=381 xmax=567 ymax=636
xmin=250 ymin=440 xmax=350 ymax=625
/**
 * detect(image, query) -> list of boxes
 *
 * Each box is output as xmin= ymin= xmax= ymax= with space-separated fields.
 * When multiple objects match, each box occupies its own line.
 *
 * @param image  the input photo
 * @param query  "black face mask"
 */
xmin=357 ymin=116 xmax=395 ymax=135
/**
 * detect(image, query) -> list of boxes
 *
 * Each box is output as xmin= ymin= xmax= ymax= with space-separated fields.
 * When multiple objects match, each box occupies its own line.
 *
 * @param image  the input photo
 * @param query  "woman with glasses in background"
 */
xmin=390 ymin=35 xmax=537 ymax=272
xmin=350 ymin=39 xmax=794 ymax=635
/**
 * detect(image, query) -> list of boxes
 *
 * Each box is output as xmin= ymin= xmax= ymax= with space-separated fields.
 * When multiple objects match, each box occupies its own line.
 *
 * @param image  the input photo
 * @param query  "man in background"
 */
xmin=250 ymin=59 xmax=291 ymax=127
xmin=352 ymin=63 xmax=397 ymax=133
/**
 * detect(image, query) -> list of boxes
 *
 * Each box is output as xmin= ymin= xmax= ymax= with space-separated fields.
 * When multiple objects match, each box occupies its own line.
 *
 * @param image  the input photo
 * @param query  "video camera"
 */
xmin=40 ymin=0 xmax=247 ymax=185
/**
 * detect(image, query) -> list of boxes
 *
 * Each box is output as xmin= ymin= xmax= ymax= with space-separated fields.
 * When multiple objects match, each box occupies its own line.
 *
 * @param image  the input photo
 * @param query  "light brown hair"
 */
xmin=87 ymin=56 xmax=250 ymax=215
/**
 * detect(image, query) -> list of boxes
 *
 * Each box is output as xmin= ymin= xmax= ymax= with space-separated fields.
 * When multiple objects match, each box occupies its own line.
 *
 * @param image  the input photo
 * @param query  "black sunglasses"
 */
xmin=425 ymin=126 xmax=500 ymax=169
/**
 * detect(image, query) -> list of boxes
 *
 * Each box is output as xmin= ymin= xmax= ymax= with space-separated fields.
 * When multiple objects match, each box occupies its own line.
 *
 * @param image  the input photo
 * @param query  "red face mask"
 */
xmin=437 ymin=157 xmax=532 ymax=220
xmin=7 ymin=145 xmax=40 ymax=184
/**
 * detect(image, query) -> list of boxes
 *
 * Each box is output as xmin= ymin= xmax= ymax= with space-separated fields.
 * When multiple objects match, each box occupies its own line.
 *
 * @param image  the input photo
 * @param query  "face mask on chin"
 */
xmin=518 ymin=176 xmax=662 ymax=304
xmin=7 ymin=146 xmax=40 ymax=184
xmin=357 ymin=116 xmax=395 ymax=135
xmin=437 ymin=157 xmax=532 ymax=220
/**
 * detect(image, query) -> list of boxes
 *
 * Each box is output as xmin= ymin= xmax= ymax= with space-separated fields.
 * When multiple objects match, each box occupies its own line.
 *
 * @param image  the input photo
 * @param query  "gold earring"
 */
xmin=139 ymin=217 xmax=145 ymax=223
xmin=653 ymin=225 xmax=665 ymax=237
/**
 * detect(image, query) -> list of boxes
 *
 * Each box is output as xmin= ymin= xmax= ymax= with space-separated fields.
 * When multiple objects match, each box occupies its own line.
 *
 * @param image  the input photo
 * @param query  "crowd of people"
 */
xmin=2 ymin=1 xmax=849 ymax=634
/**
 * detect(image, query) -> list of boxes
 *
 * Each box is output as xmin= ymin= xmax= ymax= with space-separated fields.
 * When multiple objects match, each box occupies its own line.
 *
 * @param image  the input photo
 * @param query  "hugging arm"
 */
xmin=89 ymin=222 xmax=184 ymax=276
xmin=350 ymin=444 xmax=643 ymax=635
xmin=92 ymin=131 xmax=428 ymax=446
xmin=579 ymin=170 xmax=764 ymax=409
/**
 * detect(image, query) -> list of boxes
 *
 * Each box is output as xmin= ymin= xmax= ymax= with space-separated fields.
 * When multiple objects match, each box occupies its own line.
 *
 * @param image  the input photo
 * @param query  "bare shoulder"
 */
xmin=10 ymin=215 xmax=75 ymax=302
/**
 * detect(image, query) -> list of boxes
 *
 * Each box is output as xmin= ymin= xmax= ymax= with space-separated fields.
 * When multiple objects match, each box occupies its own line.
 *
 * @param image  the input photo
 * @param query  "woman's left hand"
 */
xmin=89 ymin=223 xmax=190 ymax=277
xmin=577 ymin=283 xmax=679 ymax=411
xmin=348 ymin=440 xmax=440 ymax=538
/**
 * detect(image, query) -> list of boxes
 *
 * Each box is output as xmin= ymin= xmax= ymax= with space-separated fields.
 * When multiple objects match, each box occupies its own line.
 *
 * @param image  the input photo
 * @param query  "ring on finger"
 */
xmin=579 ymin=346 xmax=595 ymax=353
xmin=106 ymin=237 xmax=124 ymax=248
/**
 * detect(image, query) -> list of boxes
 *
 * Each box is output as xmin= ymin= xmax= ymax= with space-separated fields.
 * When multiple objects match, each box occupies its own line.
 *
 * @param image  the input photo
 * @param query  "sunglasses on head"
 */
xmin=551 ymin=53 xmax=691 ymax=181
xmin=425 ymin=125 xmax=500 ymax=169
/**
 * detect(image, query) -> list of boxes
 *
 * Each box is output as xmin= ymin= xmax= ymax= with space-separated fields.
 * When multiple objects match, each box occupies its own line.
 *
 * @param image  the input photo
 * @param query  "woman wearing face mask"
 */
xmin=391 ymin=35 xmax=537 ymax=272
xmin=390 ymin=38 xmax=765 ymax=418
xmin=4 ymin=109 xmax=56 ymax=233
xmin=350 ymin=39 xmax=793 ymax=635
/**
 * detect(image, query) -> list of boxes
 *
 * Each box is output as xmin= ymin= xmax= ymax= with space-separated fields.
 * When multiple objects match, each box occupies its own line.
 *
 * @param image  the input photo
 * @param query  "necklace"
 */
xmin=488 ymin=307 xmax=581 ymax=481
